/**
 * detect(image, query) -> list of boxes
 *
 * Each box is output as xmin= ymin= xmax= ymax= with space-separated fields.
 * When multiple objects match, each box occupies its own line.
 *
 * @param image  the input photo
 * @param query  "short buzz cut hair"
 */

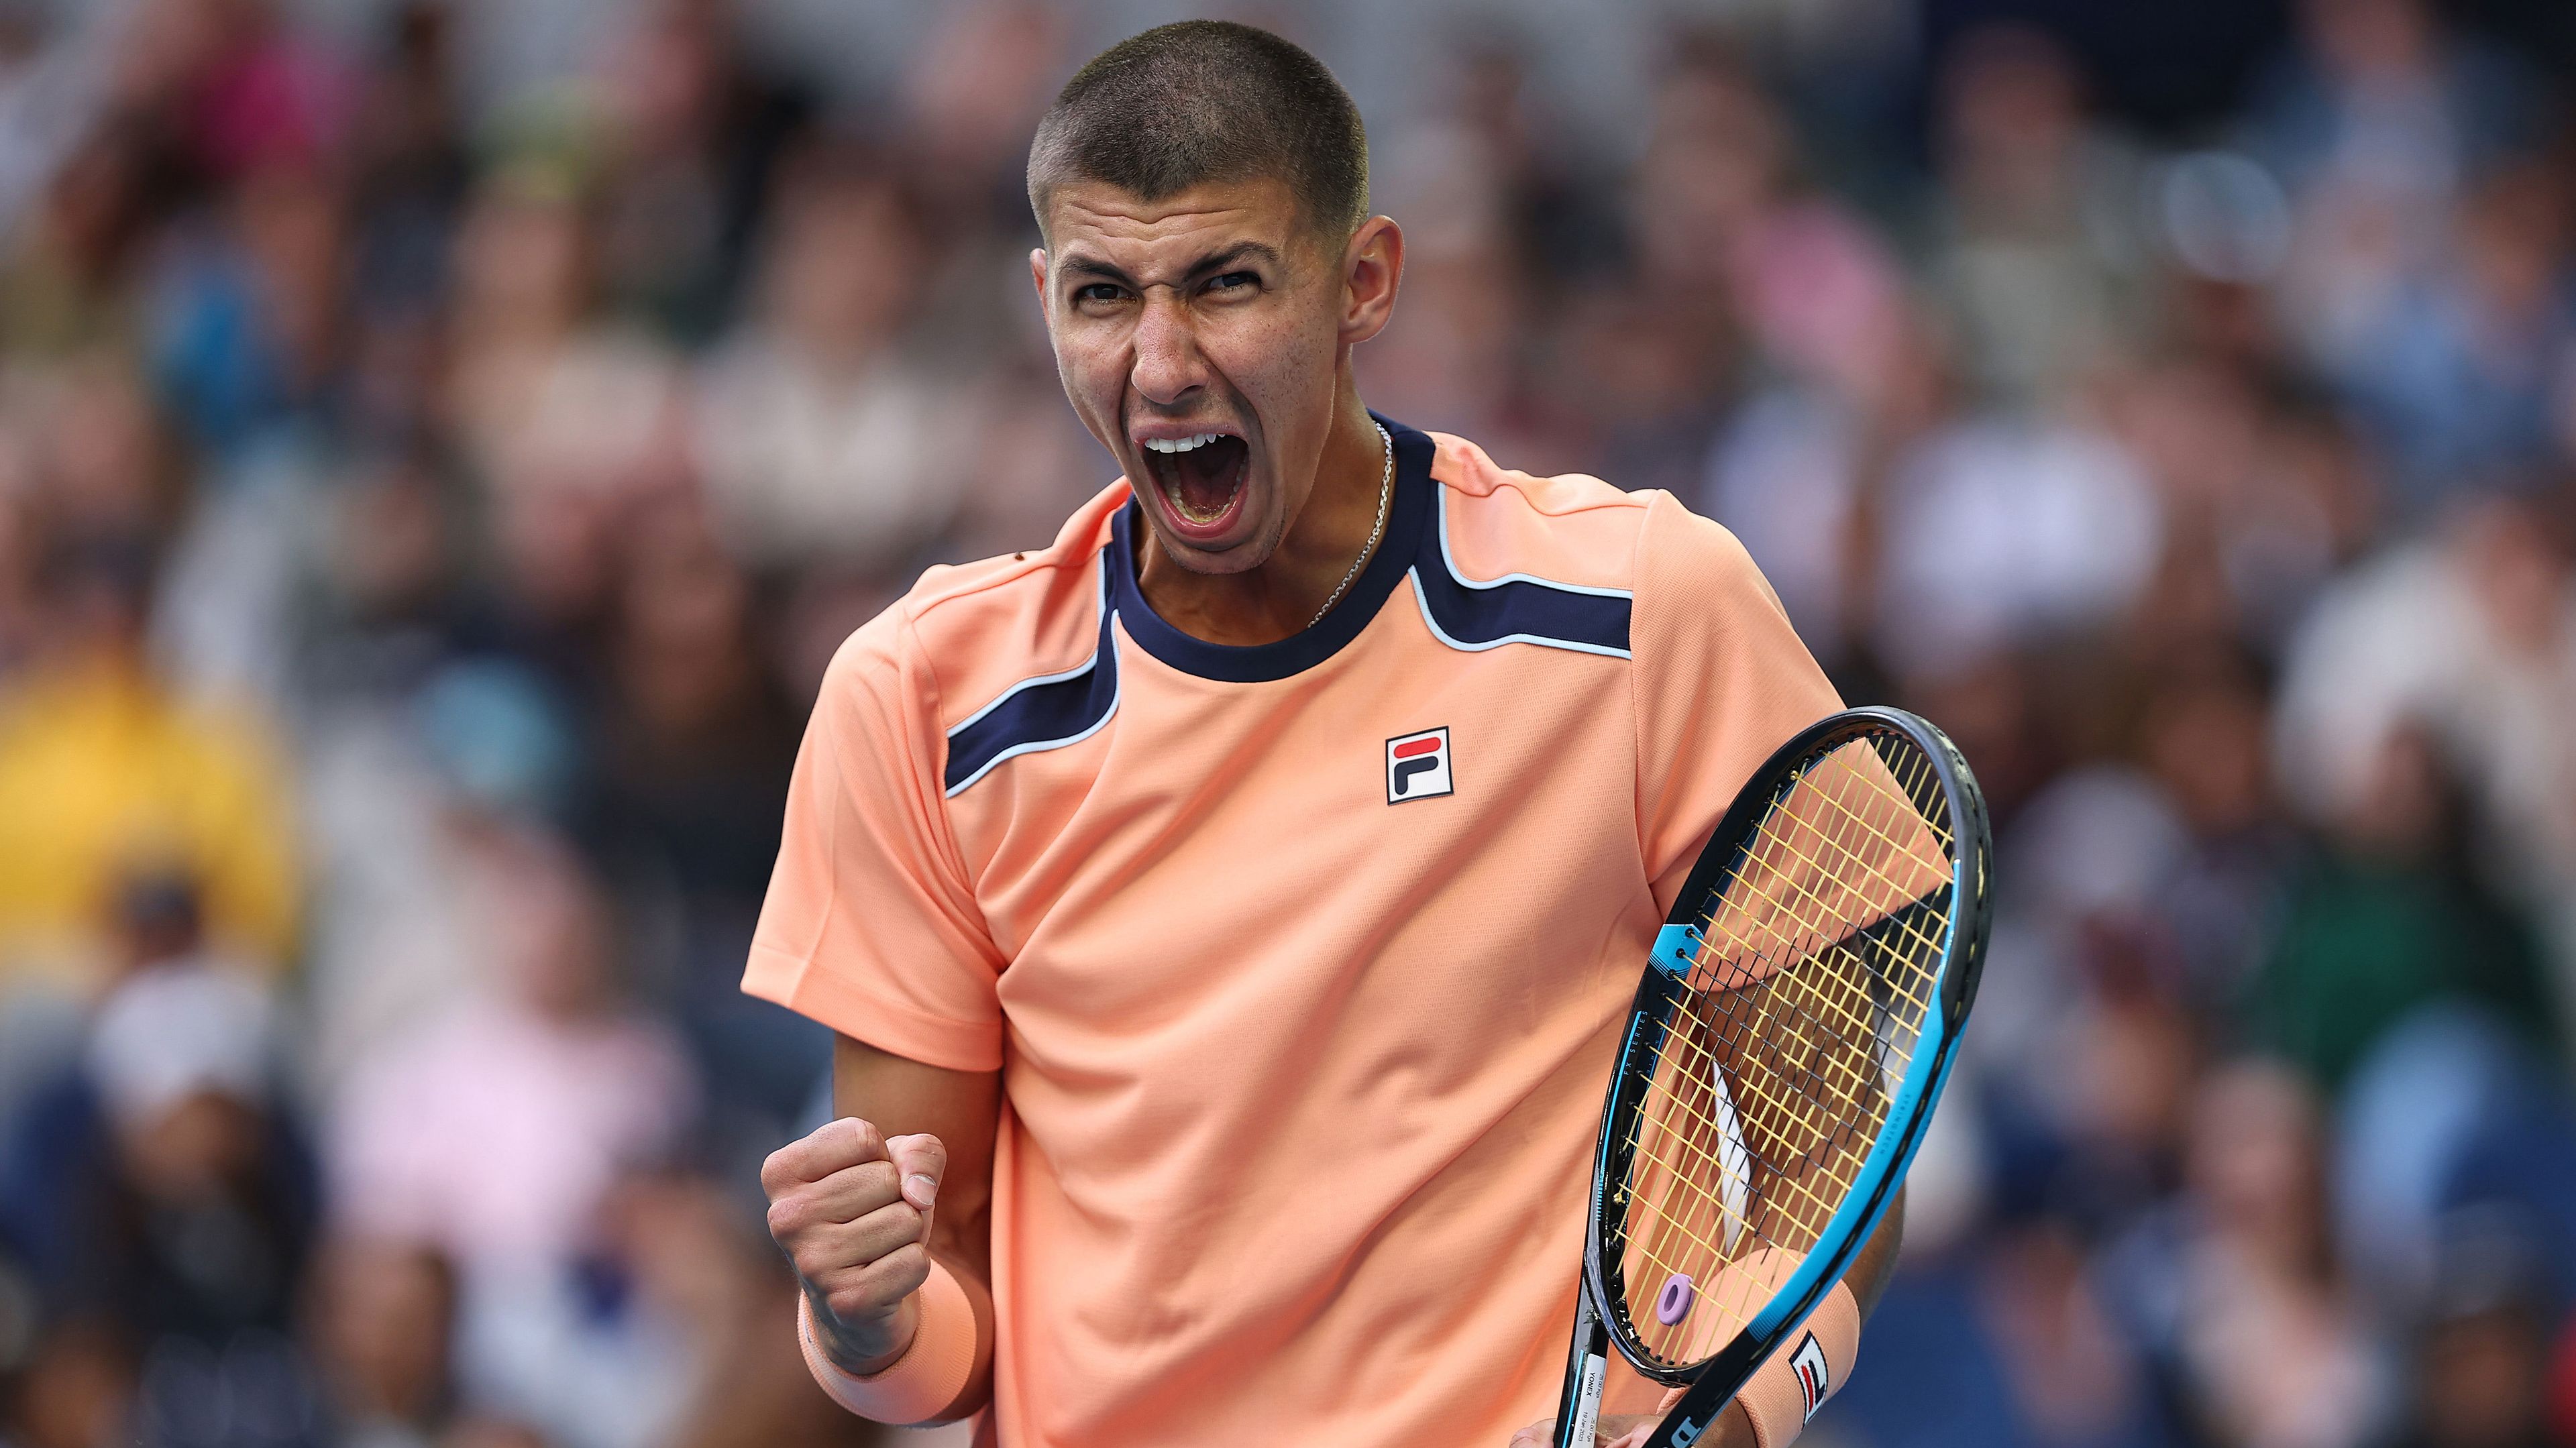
xmin=1026 ymin=20 xmax=1369 ymax=245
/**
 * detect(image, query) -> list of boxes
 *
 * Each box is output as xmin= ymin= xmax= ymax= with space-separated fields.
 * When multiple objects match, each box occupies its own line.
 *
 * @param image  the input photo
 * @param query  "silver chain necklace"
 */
xmin=1309 ymin=422 xmax=1395 ymax=628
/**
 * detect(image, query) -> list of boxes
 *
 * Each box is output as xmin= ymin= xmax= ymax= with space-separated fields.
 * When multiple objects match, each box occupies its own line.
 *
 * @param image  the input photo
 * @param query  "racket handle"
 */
xmin=1554 ymin=1286 xmax=1609 ymax=1448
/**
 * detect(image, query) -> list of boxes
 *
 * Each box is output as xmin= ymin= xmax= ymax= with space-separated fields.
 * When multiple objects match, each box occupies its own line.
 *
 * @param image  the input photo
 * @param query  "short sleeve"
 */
xmin=1631 ymin=491 xmax=1843 ymax=913
xmin=742 ymin=610 xmax=1007 ymax=1072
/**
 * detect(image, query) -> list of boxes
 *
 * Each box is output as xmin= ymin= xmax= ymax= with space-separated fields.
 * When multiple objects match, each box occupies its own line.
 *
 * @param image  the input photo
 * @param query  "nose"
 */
xmin=1129 ymin=289 xmax=1205 ymax=408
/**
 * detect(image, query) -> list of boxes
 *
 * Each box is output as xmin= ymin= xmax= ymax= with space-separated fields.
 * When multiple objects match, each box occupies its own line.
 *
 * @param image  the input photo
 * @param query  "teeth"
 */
xmin=1142 ymin=433 xmax=1222 ymax=453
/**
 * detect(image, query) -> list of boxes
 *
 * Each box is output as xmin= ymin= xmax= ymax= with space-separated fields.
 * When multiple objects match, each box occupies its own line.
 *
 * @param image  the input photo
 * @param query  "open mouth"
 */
xmin=1138 ymin=432 xmax=1250 ymax=535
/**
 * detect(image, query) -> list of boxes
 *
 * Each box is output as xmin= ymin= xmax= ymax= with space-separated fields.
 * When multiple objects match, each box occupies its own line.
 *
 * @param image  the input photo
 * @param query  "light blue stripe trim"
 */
xmin=940 ymin=633 xmax=1122 ymax=799
xmin=1408 ymin=570 xmax=1635 ymax=660
xmin=1746 ymin=959 xmax=1961 ymax=1339
xmin=1434 ymin=487 xmax=1635 ymax=600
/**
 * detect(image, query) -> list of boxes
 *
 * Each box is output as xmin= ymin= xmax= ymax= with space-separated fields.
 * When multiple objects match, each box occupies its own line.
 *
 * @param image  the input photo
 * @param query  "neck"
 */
xmin=1134 ymin=387 xmax=1388 ymax=647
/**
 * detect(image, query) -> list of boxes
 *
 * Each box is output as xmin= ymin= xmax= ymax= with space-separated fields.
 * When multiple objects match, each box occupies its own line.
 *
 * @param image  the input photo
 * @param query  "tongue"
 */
xmin=1173 ymin=438 xmax=1243 ymax=516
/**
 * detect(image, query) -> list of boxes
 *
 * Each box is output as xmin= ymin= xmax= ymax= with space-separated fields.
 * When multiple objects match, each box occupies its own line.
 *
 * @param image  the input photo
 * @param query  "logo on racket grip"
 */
xmin=1791 ymin=1332 xmax=1831 ymax=1420
xmin=1384 ymin=727 xmax=1453 ymax=804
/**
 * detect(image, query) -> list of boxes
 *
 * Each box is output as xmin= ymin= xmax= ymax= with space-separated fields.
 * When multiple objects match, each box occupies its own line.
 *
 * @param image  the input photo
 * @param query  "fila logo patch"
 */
xmin=1385 ymin=726 xmax=1454 ymax=804
xmin=1790 ymin=1332 xmax=1831 ymax=1421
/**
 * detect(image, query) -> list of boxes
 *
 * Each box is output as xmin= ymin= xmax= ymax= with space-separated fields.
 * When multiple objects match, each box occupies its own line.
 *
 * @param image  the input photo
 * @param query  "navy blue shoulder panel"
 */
xmin=1408 ymin=490 xmax=1633 ymax=658
xmin=941 ymin=553 xmax=1121 ymax=797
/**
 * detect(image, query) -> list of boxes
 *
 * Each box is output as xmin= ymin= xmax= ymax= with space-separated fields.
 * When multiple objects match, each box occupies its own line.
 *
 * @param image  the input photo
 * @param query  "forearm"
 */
xmin=922 ymin=1196 xmax=998 ymax=1420
xmin=1843 ymin=1186 xmax=1904 ymax=1319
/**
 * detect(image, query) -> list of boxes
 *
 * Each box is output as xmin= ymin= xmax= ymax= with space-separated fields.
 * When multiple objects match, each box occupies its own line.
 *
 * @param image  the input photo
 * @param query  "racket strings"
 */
xmin=1617 ymin=1036 xmax=1809 ymax=1349
xmin=1697 ymin=748 xmax=1953 ymax=1010
xmin=1618 ymin=940 xmax=1907 ymax=1345
xmin=1696 ymin=742 xmax=1949 ymax=1038
xmin=1617 ymin=993 xmax=1855 ymax=1363
xmin=1674 ymin=958 xmax=1883 ymax=1180
xmin=1647 ymin=968 xmax=1878 ymax=1218
xmin=1619 ymin=979 xmax=1876 ymax=1346
xmin=1611 ymin=732 xmax=1955 ymax=1372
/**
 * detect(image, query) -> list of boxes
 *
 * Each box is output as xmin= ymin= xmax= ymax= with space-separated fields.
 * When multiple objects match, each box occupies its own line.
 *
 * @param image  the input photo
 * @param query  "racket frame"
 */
xmin=1556 ymin=706 xmax=1991 ymax=1447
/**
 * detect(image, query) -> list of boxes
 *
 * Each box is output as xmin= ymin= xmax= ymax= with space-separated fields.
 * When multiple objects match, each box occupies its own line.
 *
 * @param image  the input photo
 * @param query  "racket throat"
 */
xmin=1568 ymin=1353 xmax=1606 ymax=1447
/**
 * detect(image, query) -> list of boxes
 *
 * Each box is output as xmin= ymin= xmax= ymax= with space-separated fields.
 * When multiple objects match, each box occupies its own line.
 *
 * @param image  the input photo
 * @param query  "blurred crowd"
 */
xmin=0 ymin=1 xmax=2569 ymax=1446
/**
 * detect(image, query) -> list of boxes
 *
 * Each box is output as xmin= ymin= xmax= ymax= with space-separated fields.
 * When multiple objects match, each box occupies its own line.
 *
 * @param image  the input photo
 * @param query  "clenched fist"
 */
xmin=761 ymin=1116 xmax=949 ymax=1374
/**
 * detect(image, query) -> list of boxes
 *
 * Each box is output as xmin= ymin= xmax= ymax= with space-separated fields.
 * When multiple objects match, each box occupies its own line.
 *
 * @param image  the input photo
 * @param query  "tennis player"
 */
xmin=747 ymin=21 xmax=1900 ymax=1448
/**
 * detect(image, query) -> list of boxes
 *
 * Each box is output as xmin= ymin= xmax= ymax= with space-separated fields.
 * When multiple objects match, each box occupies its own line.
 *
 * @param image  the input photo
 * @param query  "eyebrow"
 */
xmin=1057 ymin=240 xmax=1287 ymax=290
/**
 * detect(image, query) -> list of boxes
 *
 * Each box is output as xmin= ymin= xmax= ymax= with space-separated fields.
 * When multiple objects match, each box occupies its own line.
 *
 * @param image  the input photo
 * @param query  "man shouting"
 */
xmin=748 ymin=20 xmax=1894 ymax=1447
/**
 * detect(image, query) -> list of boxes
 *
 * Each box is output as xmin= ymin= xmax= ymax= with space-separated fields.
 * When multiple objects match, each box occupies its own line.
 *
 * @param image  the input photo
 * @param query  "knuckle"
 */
xmin=845 ymin=1209 xmax=904 ymax=1260
xmin=841 ymin=1116 xmax=883 ymax=1158
xmin=765 ymin=1195 xmax=809 ymax=1241
xmin=851 ymin=1162 xmax=901 ymax=1209
xmin=824 ymin=1284 xmax=886 ymax=1325
xmin=855 ymin=1244 xmax=929 ymax=1303
xmin=853 ymin=1196 xmax=918 ymax=1241
xmin=888 ymin=1251 xmax=933 ymax=1296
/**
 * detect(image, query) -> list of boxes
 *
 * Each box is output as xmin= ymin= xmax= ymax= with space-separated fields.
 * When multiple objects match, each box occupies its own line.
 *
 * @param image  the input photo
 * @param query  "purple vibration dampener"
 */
xmin=1656 ymin=1272 xmax=1695 ymax=1325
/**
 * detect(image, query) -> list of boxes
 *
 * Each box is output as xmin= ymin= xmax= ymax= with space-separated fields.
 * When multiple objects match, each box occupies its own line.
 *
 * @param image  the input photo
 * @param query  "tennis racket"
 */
xmin=1551 ymin=706 xmax=1991 ymax=1448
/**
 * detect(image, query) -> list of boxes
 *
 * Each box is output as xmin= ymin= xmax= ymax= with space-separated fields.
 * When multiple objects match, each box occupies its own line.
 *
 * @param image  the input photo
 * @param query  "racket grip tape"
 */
xmin=797 ymin=1259 xmax=979 ymax=1425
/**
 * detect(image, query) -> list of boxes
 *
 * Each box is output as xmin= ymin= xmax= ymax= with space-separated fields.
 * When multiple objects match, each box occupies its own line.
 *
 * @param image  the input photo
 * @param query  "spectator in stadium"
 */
xmin=0 ymin=872 xmax=319 ymax=1443
xmin=690 ymin=146 xmax=966 ymax=580
xmin=0 ymin=525 xmax=295 ymax=1001
xmin=324 ymin=834 xmax=694 ymax=1278
xmin=303 ymin=1235 xmax=460 ymax=1447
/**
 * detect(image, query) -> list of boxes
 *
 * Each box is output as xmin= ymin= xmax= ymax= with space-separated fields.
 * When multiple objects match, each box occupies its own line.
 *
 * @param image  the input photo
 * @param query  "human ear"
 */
xmin=1028 ymin=248 xmax=1049 ymax=315
xmin=1338 ymin=216 xmax=1403 ymax=347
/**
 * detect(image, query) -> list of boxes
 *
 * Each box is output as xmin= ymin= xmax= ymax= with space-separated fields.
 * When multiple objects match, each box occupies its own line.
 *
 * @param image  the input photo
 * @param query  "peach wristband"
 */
xmin=1735 ymin=1281 xmax=1860 ymax=1448
xmin=797 ymin=1260 xmax=979 ymax=1425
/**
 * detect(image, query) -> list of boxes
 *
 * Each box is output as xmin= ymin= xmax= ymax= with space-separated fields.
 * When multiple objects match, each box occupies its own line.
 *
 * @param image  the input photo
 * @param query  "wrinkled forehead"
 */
xmin=1039 ymin=175 xmax=1319 ymax=280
